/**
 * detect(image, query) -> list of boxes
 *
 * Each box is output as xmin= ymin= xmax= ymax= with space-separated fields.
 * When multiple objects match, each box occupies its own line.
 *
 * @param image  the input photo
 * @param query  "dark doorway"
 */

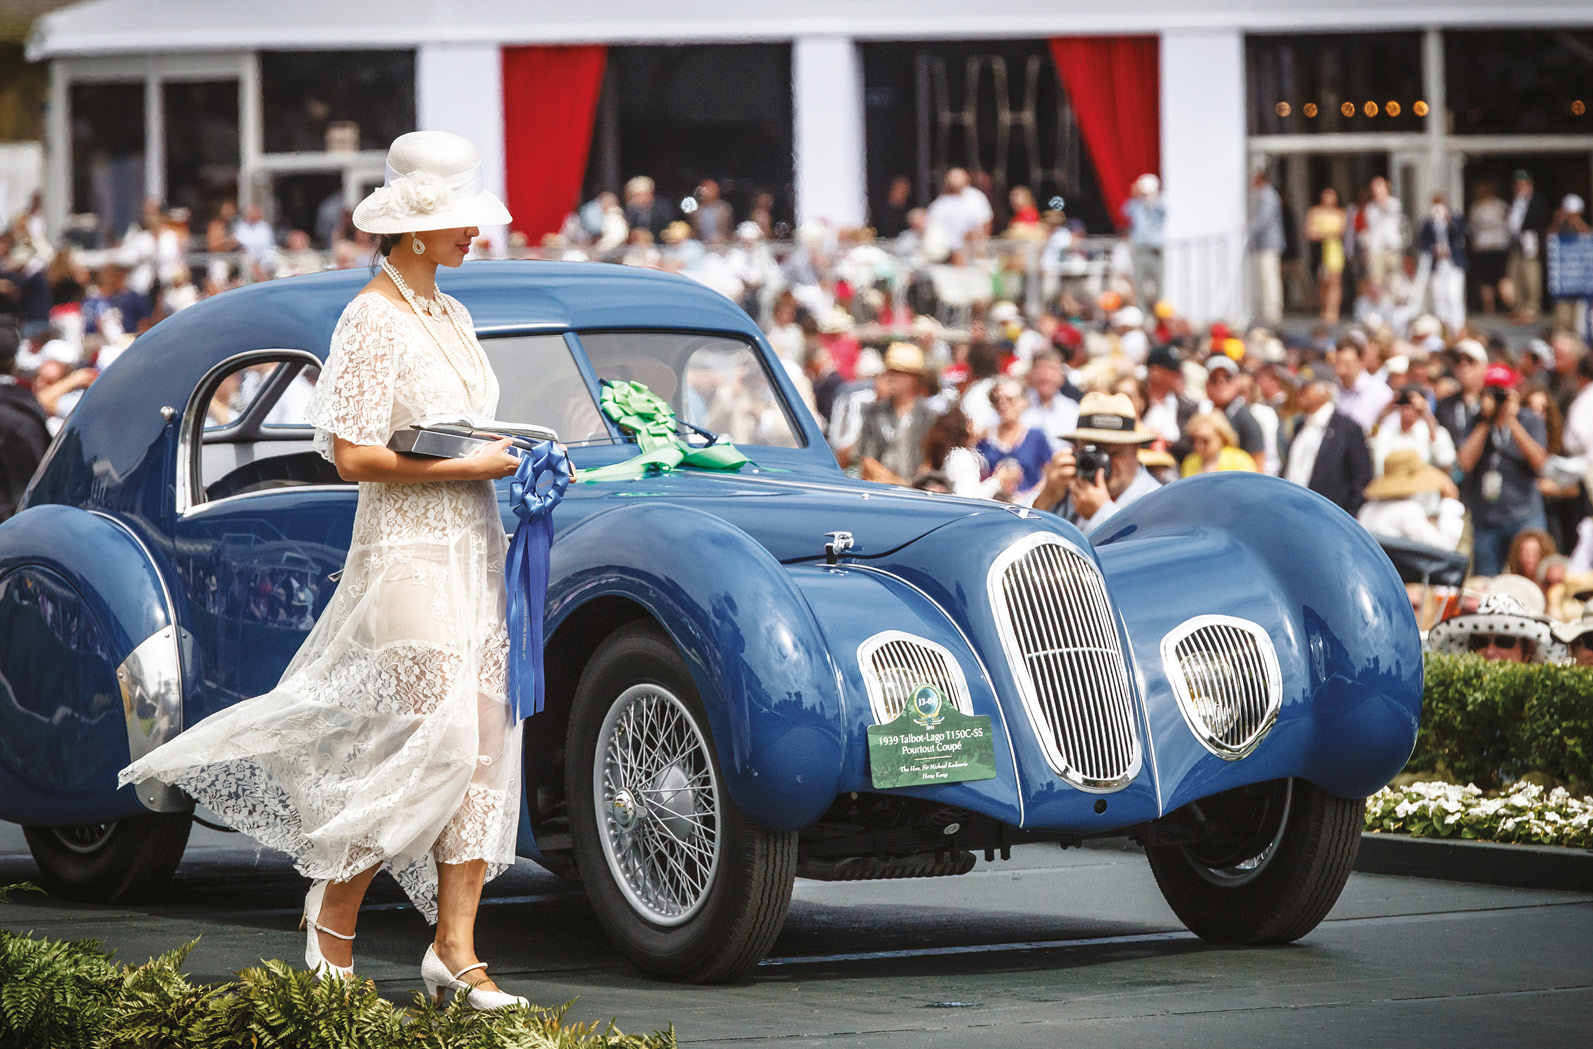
xmin=71 ymin=81 xmax=144 ymax=245
xmin=859 ymin=40 xmax=1105 ymax=234
xmin=582 ymin=44 xmax=795 ymax=232
xmin=163 ymin=80 xmax=239 ymax=226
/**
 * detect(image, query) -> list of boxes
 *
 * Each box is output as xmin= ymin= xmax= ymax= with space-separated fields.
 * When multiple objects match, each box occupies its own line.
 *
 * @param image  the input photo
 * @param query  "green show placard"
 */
xmin=867 ymin=684 xmax=997 ymax=789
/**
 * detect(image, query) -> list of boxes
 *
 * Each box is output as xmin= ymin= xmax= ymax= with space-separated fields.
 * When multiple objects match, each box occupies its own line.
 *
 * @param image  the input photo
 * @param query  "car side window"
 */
xmin=477 ymin=333 xmax=609 ymax=443
xmin=187 ymin=354 xmax=345 ymax=508
xmin=579 ymin=331 xmax=802 ymax=449
xmin=204 ymin=362 xmax=320 ymax=430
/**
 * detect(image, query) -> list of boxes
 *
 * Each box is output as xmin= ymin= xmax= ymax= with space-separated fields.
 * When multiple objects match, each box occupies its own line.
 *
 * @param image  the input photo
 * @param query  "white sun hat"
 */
xmin=1425 ymin=593 xmax=1561 ymax=662
xmin=352 ymin=131 xmax=512 ymax=235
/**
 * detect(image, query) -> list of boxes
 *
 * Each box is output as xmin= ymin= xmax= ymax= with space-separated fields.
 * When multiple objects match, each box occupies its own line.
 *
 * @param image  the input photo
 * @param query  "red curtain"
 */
xmin=501 ymin=45 xmax=608 ymax=241
xmin=1048 ymin=37 xmax=1160 ymax=232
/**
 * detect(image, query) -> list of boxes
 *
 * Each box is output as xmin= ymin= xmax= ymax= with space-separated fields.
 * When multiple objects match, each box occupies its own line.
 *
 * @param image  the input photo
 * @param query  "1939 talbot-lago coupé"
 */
xmin=0 ymin=263 xmax=1421 ymax=981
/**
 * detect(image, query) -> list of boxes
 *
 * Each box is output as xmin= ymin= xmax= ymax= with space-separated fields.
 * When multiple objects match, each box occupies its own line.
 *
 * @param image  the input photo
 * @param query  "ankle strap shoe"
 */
xmin=300 ymin=879 xmax=355 ymax=980
xmin=421 ymin=944 xmax=527 ymax=1011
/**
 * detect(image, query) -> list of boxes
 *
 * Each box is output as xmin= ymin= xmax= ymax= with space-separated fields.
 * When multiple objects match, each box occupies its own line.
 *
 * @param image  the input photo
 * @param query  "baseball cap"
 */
xmin=1483 ymin=362 xmax=1518 ymax=389
xmin=1453 ymin=339 xmax=1488 ymax=365
xmin=1147 ymin=346 xmax=1182 ymax=372
xmin=1205 ymin=355 xmax=1239 ymax=376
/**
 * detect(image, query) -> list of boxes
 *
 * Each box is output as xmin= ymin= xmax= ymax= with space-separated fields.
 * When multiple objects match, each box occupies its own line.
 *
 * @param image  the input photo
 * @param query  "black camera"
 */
xmin=1074 ymin=443 xmax=1113 ymax=484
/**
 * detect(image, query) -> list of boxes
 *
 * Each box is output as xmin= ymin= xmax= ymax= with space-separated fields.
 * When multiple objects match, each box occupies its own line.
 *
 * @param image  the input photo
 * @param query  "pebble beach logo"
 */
xmin=909 ymin=684 xmax=946 ymax=728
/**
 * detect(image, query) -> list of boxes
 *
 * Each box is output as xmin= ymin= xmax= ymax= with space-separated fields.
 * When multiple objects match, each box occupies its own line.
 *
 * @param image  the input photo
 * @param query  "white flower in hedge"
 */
xmin=1366 ymin=780 xmax=1593 ymax=848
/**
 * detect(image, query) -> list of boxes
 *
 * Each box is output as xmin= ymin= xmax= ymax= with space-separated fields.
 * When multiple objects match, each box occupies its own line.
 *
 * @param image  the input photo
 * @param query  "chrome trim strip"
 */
xmin=986 ymin=533 xmax=1142 ymax=793
xmin=117 ymin=625 xmax=188 ymax=812
xmin=181 ymin=483 xmax=353 ymax=518
xmin=1159 ymin=614 xmax=1282 ymax=761
xmin=855 ymin=629 xmax=974 ymax=725
xmin=177 ymin=349 xmax=324 ymax=514
xmin=86 ymin=511 xmax=188 ymax=813
xmin=847 ymin=564 xmax=1025 ymax=827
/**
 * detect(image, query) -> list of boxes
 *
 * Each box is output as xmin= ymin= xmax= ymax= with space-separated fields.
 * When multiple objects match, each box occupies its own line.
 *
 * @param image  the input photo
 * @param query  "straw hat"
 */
xmin=882 ymin=342 xmax=926 ymax=375
xmin=1364 ymin=449 xmax=1451 ymax=501
xmin=818 ymin=305 xmax=856 ymax=334
xmin=1426 ymin=593 xmax=1560 ymax=661
xmin=353 ymin=131 xmax=512 ymax=235
xmin=1062 ymin=391 xmax=1157 ymax=445
xmin=1138 ymin=447 xmax=1178 ymax=470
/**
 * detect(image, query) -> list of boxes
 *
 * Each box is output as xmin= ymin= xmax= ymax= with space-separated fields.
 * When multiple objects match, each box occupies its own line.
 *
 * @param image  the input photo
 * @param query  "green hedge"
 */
xmin=0 ymin=887 xmax=674 ymax=1049
xmin=1412 ymin=653 xmax=1593 ymax=794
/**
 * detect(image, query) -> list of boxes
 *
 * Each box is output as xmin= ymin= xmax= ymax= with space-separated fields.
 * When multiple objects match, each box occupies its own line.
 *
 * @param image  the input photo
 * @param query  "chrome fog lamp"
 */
xmin=857 ymin=631 xmax=973 ymax=725
xmin=1160 ymin=615 xmax=1281 ymax=760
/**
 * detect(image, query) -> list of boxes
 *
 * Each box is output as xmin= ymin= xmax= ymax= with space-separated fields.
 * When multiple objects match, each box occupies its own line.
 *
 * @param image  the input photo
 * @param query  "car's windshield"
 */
xmin=579 ymin=330 xmax=803 ymax=449
xmin=479 ymin=330 xmax=803 ymax=449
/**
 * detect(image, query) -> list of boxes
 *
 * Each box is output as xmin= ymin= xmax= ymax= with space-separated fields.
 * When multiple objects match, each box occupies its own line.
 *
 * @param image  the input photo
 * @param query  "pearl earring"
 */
xmin=411 ymin=236 xmax=425 ymax=255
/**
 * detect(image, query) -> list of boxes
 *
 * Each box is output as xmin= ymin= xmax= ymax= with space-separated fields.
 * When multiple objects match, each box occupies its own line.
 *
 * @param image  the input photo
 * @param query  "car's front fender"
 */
xmin=1093 ymin=473 xmax=1423 ymax=808
xmin=546 ymin=502 xmax=844 ymax=830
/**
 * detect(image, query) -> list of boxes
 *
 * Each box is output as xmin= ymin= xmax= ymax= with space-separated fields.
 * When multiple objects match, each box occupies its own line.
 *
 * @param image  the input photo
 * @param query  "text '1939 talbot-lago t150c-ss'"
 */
xmin=0 ymin=263 xmax=1421 ymax=982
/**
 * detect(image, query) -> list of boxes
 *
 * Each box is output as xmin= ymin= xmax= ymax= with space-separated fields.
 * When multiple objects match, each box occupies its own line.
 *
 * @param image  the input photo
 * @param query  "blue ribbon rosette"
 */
xmin=505 ymin=440 xmax=570 ymax=722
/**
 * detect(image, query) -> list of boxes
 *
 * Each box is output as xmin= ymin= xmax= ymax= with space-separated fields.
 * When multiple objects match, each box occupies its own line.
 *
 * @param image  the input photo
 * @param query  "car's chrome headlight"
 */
xmin=1160 ymin=615 xmax=1281 ymax=759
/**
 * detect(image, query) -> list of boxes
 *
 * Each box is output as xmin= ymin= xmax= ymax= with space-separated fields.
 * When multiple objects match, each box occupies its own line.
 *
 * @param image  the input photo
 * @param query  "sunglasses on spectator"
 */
xmin=1467 ymin=633 xmax=1520 ymax=652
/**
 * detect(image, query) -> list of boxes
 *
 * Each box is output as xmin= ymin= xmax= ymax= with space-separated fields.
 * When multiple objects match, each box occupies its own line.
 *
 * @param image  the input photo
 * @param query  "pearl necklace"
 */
xmin=381 ymin=257 xmax=486 ymax=401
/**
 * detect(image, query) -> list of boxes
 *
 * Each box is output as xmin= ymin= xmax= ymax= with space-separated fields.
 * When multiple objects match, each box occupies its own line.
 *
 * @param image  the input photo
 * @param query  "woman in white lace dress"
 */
xmin=119 ymin=132 xmax=528 ymax=1009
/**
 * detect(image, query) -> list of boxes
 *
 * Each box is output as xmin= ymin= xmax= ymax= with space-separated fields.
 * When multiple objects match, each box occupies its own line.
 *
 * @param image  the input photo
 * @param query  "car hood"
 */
xmin=512 ymin=467 xmax=1006 ymax=563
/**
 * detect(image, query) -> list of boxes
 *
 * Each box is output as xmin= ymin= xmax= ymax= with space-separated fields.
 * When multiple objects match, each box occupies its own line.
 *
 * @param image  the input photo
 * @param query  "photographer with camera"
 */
xmin=1456 ymin=362 xmax=1550 ymax=576
xmin=1030 ymin=391 xmax=1161 ymax=532
xmin=1370 ymin=383 xmax=1456 ymax=478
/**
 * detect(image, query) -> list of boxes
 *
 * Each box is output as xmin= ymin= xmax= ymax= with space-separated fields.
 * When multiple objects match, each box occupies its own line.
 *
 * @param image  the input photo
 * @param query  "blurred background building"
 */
xmin=4 ymin=0 xmax=1592 ymax=322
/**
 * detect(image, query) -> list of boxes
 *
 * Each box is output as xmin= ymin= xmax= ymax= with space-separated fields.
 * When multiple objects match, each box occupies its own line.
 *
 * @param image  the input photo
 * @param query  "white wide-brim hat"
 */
xmin=353 ymin=131 xmax=512 ymax=235
xmin=1426 ymin=593 xmax=1561 ymax=662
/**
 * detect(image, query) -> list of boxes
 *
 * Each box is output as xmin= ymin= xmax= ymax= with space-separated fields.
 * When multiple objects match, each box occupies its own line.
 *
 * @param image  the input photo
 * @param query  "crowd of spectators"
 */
xmin=4 ymin=165 xmax=1593 ymax=668
xmin=1252 ymin=167 xmax=1592 ymax=335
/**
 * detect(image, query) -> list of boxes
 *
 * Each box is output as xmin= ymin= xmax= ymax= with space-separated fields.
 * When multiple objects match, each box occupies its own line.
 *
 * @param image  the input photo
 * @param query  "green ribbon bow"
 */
xmin=578 ymin=380 xmax=751 ymax=483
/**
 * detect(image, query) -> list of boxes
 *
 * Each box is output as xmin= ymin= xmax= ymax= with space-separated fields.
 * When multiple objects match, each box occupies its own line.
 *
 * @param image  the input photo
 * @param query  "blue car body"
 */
xmin=0 ymin=262 xmax=1422 ymax=868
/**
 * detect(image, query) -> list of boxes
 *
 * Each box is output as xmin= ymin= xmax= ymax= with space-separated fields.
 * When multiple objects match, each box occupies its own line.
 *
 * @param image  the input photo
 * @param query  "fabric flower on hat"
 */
xmin=380 ymin=171 xmax=451 ymax=219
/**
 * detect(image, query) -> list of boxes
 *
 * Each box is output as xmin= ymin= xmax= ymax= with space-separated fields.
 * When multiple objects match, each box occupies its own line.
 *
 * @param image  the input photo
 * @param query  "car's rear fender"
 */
xmin=0 ymin=505 xmax=189 ymax=825
xmin=543 ymin=501 xmax=845 ymax=830
xmin=1092 ymin=472 xmax=1424 ymax=809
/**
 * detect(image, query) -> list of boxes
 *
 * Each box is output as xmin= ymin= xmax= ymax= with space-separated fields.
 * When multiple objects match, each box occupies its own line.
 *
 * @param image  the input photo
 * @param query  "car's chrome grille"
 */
xmin=858 ymin=632 xmax=973 ymax=725
xmin=1160 ymin=616 xmax=1281 ymax=759
xmin=988 ymin=536 xmax=1140 ymax=791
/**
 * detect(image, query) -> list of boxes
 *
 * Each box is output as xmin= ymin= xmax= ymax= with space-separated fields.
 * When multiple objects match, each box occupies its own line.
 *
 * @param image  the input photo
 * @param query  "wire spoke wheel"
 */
xmin=568 ymin=621 xmax=796 ymax=981
xmin=23 ymin=813 xmax=191 ymax=902
xmin=595 ymin=683 xmax=722 ymax=926
xmin=50 ymin=823 xmax=117 ymax=855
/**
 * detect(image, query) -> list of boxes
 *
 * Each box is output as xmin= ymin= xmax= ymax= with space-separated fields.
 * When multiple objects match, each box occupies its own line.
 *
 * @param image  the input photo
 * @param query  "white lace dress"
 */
xmin=120 ymin=291 xmax=518 ymax=922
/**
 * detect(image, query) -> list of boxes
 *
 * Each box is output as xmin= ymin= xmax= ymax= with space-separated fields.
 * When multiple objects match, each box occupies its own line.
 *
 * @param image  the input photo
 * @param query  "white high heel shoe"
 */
xmin=421 ymin=944 xmax=527 ymax=1010
xmin=300 ymin=880 xmax=356 ymax=980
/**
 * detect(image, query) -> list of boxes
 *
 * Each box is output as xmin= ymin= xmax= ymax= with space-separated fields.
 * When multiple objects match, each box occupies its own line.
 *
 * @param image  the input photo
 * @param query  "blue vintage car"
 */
xmin=0 ymin=262 xmax=1421 ymax=982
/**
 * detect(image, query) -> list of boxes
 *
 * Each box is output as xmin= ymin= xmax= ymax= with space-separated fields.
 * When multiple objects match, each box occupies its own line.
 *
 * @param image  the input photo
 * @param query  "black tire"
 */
xmin=1146 ymin=778 xmax=1363 ymax=945
xmin=23 ymin=813 xmax=192 ymax=902
xmin=567 ymin=621 xmax=796 ymax=982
